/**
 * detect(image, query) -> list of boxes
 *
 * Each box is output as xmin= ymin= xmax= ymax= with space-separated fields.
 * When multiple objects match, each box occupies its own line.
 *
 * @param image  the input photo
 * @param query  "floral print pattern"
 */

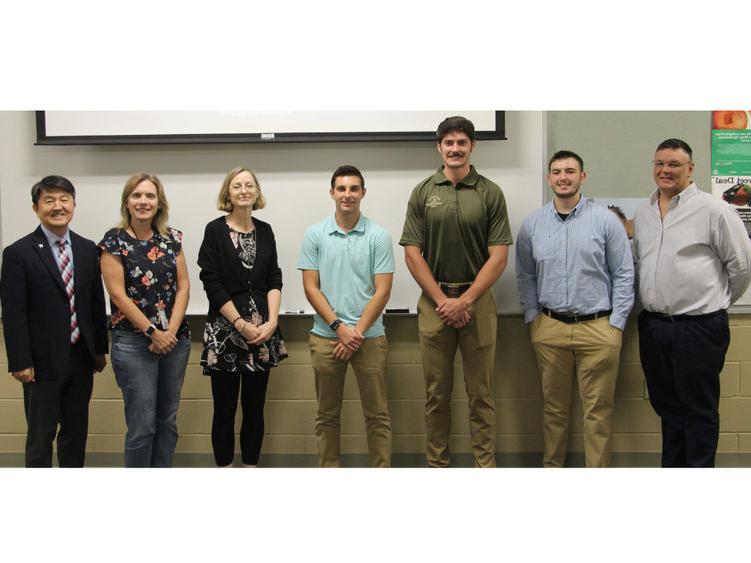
xmin=98 ymin=227 xmax=190 ymax=340
xmin=201 ymin=228 xmax=287 ymax=374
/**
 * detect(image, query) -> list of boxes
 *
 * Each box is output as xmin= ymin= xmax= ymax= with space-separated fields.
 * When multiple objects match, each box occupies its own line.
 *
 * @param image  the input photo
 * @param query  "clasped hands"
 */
xmin=148 ymin=328 xmax=178 ymax=355
xmin=237 ymin=319 xmax=277 ymax=346
xmin=333 ymin=323 xmax=364 ymax=361
xmin=436 ymin=297 xmax=471 ymax=328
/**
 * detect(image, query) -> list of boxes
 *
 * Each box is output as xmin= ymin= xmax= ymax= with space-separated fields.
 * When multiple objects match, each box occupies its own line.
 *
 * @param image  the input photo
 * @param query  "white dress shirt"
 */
xmin=633 ymin=183 xmax=751 ymax=315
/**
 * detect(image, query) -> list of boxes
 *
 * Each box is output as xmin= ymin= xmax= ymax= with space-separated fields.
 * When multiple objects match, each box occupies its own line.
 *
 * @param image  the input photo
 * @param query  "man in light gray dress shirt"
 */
xmin=517 ymin=150 xmax=634 ymax=467
xmin=633 ymin=138 xmax=751 ymax=467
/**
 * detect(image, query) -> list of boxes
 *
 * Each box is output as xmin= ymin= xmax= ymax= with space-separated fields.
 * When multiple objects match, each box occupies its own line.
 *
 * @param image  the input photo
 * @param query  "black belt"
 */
xmin=641 ymin=310 xmax=726 ymax=322
xmin=439 ymin=282 xmax=472 ymax=298
xmin=542 ymin=307 xmax=612 ymax=324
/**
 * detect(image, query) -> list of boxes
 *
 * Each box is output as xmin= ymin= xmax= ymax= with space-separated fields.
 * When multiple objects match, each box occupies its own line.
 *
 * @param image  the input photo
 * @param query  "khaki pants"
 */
xmin=309 ymin=334 xmax=391 ymax=467
xmin=418 ymin=291 xmax=497 ymax=468
xmin=529 ymin=313 xmax=622 ymax=468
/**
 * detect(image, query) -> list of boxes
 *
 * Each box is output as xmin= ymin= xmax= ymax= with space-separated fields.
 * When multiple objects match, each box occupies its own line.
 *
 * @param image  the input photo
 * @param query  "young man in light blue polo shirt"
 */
xmin=298 ymin=165 xmax=395 ymax=467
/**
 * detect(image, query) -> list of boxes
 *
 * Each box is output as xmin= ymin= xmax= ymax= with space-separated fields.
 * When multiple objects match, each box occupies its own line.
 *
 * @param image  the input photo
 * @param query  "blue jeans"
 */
xmin=111 ymin=330 xmax=190 ymax=467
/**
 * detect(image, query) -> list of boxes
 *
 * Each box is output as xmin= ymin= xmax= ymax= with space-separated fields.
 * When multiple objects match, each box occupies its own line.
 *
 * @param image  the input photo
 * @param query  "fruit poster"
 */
xmin=711 ymin=110 xmax=751 ymax=237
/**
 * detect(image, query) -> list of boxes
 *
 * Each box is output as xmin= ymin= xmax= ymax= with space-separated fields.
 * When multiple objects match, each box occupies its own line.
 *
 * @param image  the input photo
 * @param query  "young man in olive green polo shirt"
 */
xmin=299 ymin=165 xmax=395 ymax=467
xmin=400 ymin=116 xmax=513 ymax=468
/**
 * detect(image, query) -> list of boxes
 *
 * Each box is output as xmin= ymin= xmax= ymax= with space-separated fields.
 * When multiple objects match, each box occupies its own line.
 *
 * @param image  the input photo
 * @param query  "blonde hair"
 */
xmin=117 ymin=173 xmax=170 ymax=236
xmin=217 ymin=167 xmax=266 ymax=212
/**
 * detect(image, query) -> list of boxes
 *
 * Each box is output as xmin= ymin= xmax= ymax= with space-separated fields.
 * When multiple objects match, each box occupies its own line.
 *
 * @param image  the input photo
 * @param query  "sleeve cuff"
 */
xmin=524 ymin=308 xmax=540 ymax=324
xmin=609 ymin=313 xmax=627 ymax=331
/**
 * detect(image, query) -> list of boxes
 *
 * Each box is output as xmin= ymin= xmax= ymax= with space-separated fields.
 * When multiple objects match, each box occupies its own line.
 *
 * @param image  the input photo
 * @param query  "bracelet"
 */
xmin=237 ymin=321 xmax=247 ymax=333
xmin=231 ymin=316 xmax=243 ymax=328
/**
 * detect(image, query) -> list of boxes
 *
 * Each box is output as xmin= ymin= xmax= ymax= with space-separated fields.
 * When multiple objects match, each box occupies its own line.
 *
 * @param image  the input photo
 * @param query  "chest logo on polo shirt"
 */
xmin=425 ymin=195 xmax=443 ymax=209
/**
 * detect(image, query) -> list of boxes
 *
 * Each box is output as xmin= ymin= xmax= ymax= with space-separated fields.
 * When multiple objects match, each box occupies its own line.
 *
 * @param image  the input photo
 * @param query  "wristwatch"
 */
xmin=329 ymin=318 xmax=343 ymax=331
xmin=144 ymin=324 xmax=157 ymax=336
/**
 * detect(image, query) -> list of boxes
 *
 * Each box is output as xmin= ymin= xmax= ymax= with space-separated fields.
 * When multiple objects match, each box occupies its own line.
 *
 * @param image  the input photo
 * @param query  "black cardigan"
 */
xmin=197 ymin=216 xmax=283 ymax=320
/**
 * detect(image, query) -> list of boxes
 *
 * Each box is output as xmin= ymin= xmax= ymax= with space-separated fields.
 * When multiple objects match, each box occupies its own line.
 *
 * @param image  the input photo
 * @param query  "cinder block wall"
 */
xmin=2 ymin=315 xmax=751 ymax=457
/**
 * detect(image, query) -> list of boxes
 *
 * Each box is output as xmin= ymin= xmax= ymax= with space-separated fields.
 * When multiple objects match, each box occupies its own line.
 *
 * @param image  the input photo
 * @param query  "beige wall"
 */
xmin=3 ymin=314 xmax=751 ymax=458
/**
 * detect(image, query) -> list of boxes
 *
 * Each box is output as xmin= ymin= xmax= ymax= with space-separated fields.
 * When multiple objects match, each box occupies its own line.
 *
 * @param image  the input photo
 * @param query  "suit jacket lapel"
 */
xmin=31 ymin=226 xmax=68 ymax=297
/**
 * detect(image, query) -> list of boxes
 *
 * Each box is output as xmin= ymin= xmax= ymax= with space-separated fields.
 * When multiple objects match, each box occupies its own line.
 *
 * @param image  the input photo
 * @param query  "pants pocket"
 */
xmin=417 ymin=295 xmax=444 ymax=337
xmin=528 ymin=313 xmax=543 ymax=344
xmin=474 ymin=313 xmax=497 ymax=348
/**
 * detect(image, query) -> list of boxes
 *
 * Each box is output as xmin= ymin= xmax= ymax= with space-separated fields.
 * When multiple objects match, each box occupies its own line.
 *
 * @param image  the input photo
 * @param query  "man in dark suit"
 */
xmin=1 ymin=175 xmax=108 ymax=467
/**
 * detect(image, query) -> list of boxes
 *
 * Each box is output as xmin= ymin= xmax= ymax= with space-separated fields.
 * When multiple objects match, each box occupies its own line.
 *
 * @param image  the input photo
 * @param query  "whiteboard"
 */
xmin=37 ymin=111 xmax=504 ymax=144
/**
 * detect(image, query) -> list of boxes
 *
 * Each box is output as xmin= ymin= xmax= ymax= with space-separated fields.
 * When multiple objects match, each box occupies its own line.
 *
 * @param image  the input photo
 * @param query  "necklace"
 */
xmin=129 ymin=226 xmax=153 ymax=241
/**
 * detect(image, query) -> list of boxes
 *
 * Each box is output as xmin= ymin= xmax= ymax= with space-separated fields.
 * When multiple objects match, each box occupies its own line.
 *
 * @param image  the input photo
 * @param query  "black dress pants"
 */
xmin=637 ymin=310 xmax=729 ymax=468
xmin=22 ymin=341 xmax=94 ymax=467
xmin=210 ymin=370 xmax=270 ymax=466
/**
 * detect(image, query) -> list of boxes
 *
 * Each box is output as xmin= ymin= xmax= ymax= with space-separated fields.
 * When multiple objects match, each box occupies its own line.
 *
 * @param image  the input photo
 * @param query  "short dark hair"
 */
xmin=548 ymin=150 xmax=584 ymax=172
xmin=31 ymin=175 xmax=76 ymax=205
xmin=330 ymin=165 xmax=365 ymax=189
xmin=656 ymin=138 xmax=693 ymax=160
xmin=436 ymin=116 xmax=476 ymax=143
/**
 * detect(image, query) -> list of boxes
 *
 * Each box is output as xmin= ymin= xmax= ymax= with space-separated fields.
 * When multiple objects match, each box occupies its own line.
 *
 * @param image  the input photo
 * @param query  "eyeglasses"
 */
xmin=652 ymin=160 xmax=692 ymax=171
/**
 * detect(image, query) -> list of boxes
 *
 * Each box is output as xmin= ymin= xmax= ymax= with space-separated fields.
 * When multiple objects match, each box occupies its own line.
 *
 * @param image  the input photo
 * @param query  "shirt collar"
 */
xmin=434 ymin=165 xmax=480 ymax=188
xmin=325 ymin=214 xmax=366 ymax=235
xmin=40 ymin=224 xmax=71 ymax=247
xmin=547 ymin=194 xmax=588 ymax=217
xmin=649 ymin=182 xmax=698 ymax=206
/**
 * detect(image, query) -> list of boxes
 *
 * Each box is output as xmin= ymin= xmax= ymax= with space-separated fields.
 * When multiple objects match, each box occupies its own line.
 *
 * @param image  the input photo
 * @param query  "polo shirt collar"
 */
xmin=325 ymin=214 xmax=366 ymax=235
xmin=434 ymin=165 xmax=480 ymax=187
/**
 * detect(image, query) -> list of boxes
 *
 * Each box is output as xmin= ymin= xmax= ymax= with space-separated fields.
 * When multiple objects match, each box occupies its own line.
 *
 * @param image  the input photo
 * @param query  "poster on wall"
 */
xmin=711 ymin=110 xmax=751 ymax=307
xmin=711 ymin=110 xmax=751 ymax=236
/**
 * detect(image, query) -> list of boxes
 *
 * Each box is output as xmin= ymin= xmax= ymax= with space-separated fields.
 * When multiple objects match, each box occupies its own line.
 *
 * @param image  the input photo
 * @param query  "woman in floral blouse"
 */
xmin=198 ymin=166 xmax=286 ymax=467
xmin=99 ymin=173 xmax=190 ymax=468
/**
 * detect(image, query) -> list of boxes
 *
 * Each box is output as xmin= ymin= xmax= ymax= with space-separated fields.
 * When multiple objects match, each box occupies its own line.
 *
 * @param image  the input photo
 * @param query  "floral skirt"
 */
xmin=201 ymin=296 xmax=287 ymax=375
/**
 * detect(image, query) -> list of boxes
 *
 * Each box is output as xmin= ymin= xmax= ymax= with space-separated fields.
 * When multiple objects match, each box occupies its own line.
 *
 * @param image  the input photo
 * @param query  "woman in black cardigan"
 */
xmin=198 ymin=167 xmax=287 ymax=467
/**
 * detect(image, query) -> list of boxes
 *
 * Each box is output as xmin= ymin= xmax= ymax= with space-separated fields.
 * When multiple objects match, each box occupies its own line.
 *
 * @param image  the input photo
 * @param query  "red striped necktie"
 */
xmin=57 ymin=239 xmax=80 ymax=344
